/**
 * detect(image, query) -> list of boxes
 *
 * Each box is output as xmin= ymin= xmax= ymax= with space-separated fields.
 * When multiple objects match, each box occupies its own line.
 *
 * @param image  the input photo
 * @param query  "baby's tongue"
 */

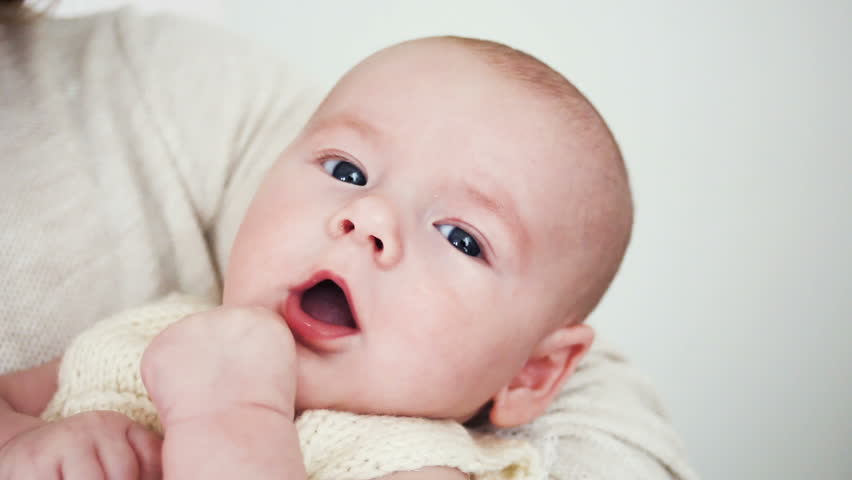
xmin=300 ymin=280 xmax=355 ymax=328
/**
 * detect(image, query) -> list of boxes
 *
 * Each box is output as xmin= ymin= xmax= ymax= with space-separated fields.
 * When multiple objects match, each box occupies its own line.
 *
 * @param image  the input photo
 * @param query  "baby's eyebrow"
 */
xmin=459 ymin=180 xmax=529 ymax=253
xmin=305 ymin=112 xmax=383 ymax=144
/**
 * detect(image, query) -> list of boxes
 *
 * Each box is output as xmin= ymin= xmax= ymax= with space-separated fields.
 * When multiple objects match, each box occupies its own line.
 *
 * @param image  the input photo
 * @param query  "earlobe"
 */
xmin=489 ymin=324 xmax=594 ymax=427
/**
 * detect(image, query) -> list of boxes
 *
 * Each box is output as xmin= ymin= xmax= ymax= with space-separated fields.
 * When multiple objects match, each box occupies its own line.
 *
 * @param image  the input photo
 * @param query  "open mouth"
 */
xmin=300 ymin=279 xmax=357 ymax=329
xmin=280 ymin=271 xmax=361 ymax=347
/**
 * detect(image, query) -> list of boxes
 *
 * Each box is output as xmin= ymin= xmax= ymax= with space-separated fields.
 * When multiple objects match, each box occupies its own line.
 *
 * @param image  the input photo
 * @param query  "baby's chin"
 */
xmin=293 ymin=391 xmax=488 ymax=424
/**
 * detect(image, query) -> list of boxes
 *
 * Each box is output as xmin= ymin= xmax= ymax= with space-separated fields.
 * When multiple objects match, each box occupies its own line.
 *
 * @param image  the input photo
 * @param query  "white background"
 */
xmin=50 ymin=1 xmax=852 ymax=479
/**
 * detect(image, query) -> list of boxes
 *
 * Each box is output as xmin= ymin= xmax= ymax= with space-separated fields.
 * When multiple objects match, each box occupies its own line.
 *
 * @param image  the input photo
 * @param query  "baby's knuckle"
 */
xmin=102 ymin=453 xmax=137 ymax=479
xmin=79 ymin=410 xmax=128 ymax=430
xmin=55 ymin=417 xmax=84 ymax=438
xmin=131 ymin=433 xmax=160 ymax=455
xmin=181 ymin=311 xmax=211 ymax=327
xmin=229 ymin=305 xmax=272 ymax=320
xmin=18 ymin=439 xmax=44 ymax=462
xmin=247 ymin=305 xmax=273 ymax=317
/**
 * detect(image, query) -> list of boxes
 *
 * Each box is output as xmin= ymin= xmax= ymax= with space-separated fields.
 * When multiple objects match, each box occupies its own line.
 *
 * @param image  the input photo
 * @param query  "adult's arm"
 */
xmin=0 ymin=359 xmax=58 ymax=448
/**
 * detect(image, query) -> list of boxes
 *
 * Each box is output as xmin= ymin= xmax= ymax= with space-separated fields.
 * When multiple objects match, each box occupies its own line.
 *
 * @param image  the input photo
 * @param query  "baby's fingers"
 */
xmin=93 ymin=426 xmax=141 ymax=480
xmin=127 ymin=423 xmax=163 ymax=480
xmin=59 ymin=449 xmax=105 ymax=480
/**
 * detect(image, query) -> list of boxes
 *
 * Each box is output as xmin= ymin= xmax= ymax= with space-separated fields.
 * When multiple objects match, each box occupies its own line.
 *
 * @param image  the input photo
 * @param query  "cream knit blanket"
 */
xmin=41 ymin=294 xmax=541 ymax=480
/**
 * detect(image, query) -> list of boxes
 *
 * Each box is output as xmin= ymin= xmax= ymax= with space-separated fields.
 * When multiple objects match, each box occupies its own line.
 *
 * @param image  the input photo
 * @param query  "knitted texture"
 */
xmin=298 ymin=410 xmax=538 ymax=480
xmin=41 ymin=294 xmax=542 ymax=480
xmin=40 ymin=294 xmax=217 ymax=434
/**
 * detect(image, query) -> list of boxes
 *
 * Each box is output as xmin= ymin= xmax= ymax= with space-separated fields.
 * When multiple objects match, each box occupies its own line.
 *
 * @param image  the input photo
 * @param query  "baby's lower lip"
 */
xmin=280 ymin=294 xmax=359 ymax=349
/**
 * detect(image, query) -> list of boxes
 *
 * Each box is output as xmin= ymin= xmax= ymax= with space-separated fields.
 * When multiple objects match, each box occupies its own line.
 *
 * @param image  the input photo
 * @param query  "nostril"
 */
xmin=373 ymin=236 xmax=383 ymax=251
xmin=341 ymin=219 xmax=355 ymax=233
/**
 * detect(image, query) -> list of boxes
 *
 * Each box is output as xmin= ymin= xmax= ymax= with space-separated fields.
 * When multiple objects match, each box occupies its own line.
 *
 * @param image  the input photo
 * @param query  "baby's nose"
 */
xmin=329 ymin=195 xmax=403 ymax=268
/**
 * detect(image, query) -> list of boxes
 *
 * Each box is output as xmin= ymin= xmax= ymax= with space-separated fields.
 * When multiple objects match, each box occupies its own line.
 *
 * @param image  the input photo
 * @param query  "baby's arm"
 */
xmin=0 ymin=359 xmax=163 ymax=479
xmin=142 ymin=305 xmax=305 ymax=480
xmin=160 ymin=406 xmax=304 ymax=479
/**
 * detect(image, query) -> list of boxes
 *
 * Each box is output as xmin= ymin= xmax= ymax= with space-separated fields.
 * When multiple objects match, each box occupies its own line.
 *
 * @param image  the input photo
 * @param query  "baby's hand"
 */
xmin=0 ymin=411 xmax=162 ymax=480
xmin=141 ymin=305 xmax=298 ymax=427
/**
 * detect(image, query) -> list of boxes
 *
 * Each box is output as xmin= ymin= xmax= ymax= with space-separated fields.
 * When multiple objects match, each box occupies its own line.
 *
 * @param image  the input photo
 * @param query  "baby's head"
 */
xmin=223 ymin=37 xmax=632 ymax=427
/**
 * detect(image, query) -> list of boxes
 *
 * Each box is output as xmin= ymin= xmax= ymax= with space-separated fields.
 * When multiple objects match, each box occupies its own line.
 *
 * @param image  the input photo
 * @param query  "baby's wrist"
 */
xmin=160 ymin=404 xmax=304 ymax=480
xmin=159 ymin=397 xmax=295 ymax=429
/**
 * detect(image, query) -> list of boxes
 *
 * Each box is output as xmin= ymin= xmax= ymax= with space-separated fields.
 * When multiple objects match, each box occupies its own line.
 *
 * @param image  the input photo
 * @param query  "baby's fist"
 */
xmin=141 ymin=306 xmax=298 ymax=426
xmin=0 ymin=411 xmax=162 ymax=480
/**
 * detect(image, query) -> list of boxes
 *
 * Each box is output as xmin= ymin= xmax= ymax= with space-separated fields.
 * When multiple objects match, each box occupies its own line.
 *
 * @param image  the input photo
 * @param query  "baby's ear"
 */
xmin=489 ymin=323 xmax=594 ymax=427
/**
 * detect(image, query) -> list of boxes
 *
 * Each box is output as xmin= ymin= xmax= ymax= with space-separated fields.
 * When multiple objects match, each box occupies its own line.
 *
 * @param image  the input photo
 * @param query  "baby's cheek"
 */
xmin=425 ymin=352 xmax=508 ymax=419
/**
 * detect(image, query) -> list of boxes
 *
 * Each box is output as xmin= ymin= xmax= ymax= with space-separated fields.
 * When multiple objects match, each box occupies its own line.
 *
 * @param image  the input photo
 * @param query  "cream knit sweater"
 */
xmin=2 ymin=9 xmax=697 ymax=480
xmin=42 ymin=294 xmax=541 ymax=480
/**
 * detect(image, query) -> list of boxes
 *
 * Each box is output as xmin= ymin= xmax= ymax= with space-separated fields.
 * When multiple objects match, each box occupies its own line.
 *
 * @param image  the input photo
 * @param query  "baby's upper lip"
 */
xmin=292 ymin=269 xmax=361 ymax=329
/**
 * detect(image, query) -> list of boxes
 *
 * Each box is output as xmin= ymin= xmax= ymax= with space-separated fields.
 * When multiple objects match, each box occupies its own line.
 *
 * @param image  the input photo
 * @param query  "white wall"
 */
xmin=52 ymin=1 xmax=852 ymax=479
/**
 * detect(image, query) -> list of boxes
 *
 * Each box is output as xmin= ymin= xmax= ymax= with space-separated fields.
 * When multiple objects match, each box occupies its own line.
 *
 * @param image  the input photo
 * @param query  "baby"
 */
xmin=0 ymin=36 xmax=632 ymax=480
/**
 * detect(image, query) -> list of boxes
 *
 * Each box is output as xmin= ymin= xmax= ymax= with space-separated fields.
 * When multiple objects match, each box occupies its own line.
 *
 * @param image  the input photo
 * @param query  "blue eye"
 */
xmin=436 ymin=224 xmax=482 ymax=258
xmin=322 ymin=157 xmax=367 ymax=186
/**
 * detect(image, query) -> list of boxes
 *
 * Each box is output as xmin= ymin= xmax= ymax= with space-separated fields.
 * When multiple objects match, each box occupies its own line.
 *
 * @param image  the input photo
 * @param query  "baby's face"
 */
xmin=224 ymin=43 xmax=586 ymax=422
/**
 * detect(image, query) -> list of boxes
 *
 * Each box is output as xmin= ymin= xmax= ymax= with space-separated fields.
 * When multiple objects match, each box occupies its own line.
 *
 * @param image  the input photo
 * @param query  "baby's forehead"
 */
xmin=318 ymin=40 xmax=605 ymax=155
xmin=365 ymin=38 xmax=587 ymax=117
xmin=310 ymin=76 xmax=597 ymax=210
xmin=310 ymin=40 xmax=620 ymax=229
xmin=307 ymin=101 xmax=582 ymax=202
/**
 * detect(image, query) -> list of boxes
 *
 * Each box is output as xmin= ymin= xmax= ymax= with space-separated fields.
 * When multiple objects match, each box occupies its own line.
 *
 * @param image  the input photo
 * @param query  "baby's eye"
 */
xmin=436 ymin=224 xmax=482 ymax=258
xmin=322 ymin=157 xmax=367 ymax=186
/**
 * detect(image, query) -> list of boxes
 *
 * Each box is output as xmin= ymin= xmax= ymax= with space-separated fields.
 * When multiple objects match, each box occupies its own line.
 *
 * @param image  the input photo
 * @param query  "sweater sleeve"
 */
xmin=40 ymin=294 xmax=216 ymax=434
xmin=110 ymin=9 xmax=322 ymax=275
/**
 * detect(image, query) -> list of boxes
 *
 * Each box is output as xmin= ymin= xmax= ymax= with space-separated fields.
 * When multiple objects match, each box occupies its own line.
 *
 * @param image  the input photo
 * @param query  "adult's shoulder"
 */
xmin=105 ymin=7 xmax=315 ymax=131
xmin=107 ymin=7 xmax=292 ymax=81
xmin=107 ymin=8 xmax=321 ymax=269
xmin=10 ymin=7 xmax=320 ymax=283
